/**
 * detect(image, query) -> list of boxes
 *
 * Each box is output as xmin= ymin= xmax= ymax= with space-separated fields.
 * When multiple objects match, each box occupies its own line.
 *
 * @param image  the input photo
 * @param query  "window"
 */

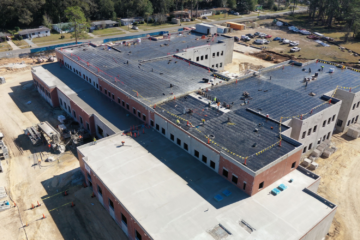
xmin=309 ymin=143 xmax=312 ymax=150
xmin=96 ymin=83 xmax=98 ymax=89
xmin=328 ymin=117 xmax=331 ymax=124
xmin=222 ymin=168 xmax=228 ymax=178
xmin=216 ymin=63 xmax=218 ymax=68
xmin=105 ymin=89 xmax=108 ymax=95
xmin=135 ymin=230 xmax=142 ymax=240
xmin=327 ymin=132 xmax=331 ymax=139
xmin=122 ymin=101 xmax=125 ymax=107
xmin=318 ymin=139 xmax=321 ymax=144
xmin=156 ymin=124 xmax=159 ymax=131
xmin=308 ymin=128 xmax=311 ymax=136
xmin=83 ymin=74 xmax=85 ymax=79
xmin=112 ymin=94 xmax=115 ymax=100
xmin=212 ymin=65 xmax=214 ymax=68
xmin=68 ymin=106 xmax=71 ymax=113
xmin=232 ymin=175 xmax=238 ymax=184
xmin=323 ymin=135 xmax=326 ymax=141
xmin=59 ymin=98 xmax=63 ymax=106
xmin=89 ymin=79 xmax=92 ymax=83
xmin=221 ymin=51 xmax=224 ymax=56
xmin=108 ymin=91 xmax=111 ymax=97
xmin=73 ymin=111 xmax=76 ymax=118
xmin=332 ymin=115 xmax=336 ymax=121
xmin=170 ymin=134 xmax=174 ymax=141
xmin=150 ymin=120 xmax=154 ymax=127
xmin=137 ymin=111 xmax=141 ymax=118
xmin=86 ymin=122 xmax=90 ymax=131
xmin=79 ymin=72 xmax=81 ymax=76
xmin=194 ymin=150 xmax=199 ymax=158
xmin=313 ymin=125 xmax=317 ymax=132
xmin=323 ymin=120 xmax=326 ymax=127
xmin=217 ymin=52 xmax=219 ymax=56
xmin=353 ymin=103 xmax=356 ymax=110
xmin=98 ymin=185 xmax=102 ymax=195
xmin=121 ymin=214 xmax=127 ymax=225
xmin=347 ymin=120 xmax=351 ymax=126
xmin=243 ymin=182 xmax=247 ymax=190
xmin=302 ymin=131 xmax=306 ymax=139
xmin=205 ymin=54 xmax=208 ymax=59
xmin=337 ymin=120 xmax=343 ymax=127
xmin=202 ymin=155 xmax=207 ymax=163
xmin=177 ymin=138 xmax=181 ymax=146
xmin=356 ymin=116 xmax=359 ymax=123
xmin=303 ymin=146 xmax=307 ymax=153
xmin=86 ymin=76 xmax=88 ymax=81
xmin=201 ymin=56 xmax=204 ymax=60
xmin=196 ymin=56 xmax=199 ymax=61
xmin=259 ymin=181 xmax=264 ymax=189
xmin=184 ymin=143 xmax=188 ymax=150
xmin=220 ymin=63 xmax=222 ymax=67
xmin=109 ymin=199 xmax=114 ymax=209
xmin=212 ymin=53 xmax=215 ymax=58
xmin=126 ymin=104 xmax=129 ymax=110
xmin=210 ymin=160 xmax=215 ymax=169
xmin=143 ymin=114 xmax=146 ymax=121
xmin=79 ymin=116 xmax=83 ymax=125
xmin=291 ymin=162 xmax=296 ymax=168
xmin=97 ymin=125 xmax=104 ymax=137
xmin=357 ymin=102 xmax=360 ymax=108
xmin=162 ymin=128 xmax=166 ymax=135
xmin=352 ymin=117 xmax=355 ymax=123
xmin=118 ymin=98 xmax=120 ymax=104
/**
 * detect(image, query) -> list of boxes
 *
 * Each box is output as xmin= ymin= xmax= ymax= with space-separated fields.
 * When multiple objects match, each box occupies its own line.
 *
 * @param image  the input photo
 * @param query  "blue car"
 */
xmin=273 ymin=37 xmax=281 ymax=41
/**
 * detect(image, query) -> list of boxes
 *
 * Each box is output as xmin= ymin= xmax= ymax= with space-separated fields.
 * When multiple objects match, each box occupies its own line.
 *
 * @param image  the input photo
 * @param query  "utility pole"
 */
xmin=75 ymin=20 xmax=78 ymax=44
xmin=191 ymin=0 xmax=193 ymax=20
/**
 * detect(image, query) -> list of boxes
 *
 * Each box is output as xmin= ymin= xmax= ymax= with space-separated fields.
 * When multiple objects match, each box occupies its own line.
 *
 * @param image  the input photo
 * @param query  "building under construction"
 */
xmin=31 ymin=30 xmax=360 ymax=240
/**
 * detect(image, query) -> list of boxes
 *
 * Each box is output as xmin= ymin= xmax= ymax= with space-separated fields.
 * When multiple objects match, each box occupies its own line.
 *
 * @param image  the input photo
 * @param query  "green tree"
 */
xmin=42 ymin=13 xmax=53 ymax=29
xmin=267 ymin=0 xmax=275 ymax=9
xmin=143 ymin=0 xmax=154 ymax=23
xmin=228 ymin=0 xmax=237 ymax=9
xmin=112 ymin=11 xmax=117 ymax=21
xmin=65 ymin=6 xmax=89 ymax=44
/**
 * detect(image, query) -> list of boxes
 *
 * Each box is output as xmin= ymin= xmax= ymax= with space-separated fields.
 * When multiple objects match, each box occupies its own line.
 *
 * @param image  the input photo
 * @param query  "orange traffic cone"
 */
xmin=14 ymin=202 xmax=16 ymax=208
xmin=42 ymin=214 xmax=46 ymax=219
xmin=37 ymin=201 xmax=41 ymax=207
xmin=207 ymin=138 xmax=210 ymax=144
xmin=71 ymin=202 xmax=75 ymax=207
xmin=31 ymin=204 xmax=34 ymax=209
xmin=64 ymin=191 xmax=68 ymax=196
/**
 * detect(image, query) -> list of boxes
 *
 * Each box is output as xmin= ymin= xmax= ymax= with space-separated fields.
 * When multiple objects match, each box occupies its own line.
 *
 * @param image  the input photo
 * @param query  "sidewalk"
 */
xmin=24 ymin=39 xmax=38 ymax=47
xmin=7 ymin=41 xmax=20 ymax=50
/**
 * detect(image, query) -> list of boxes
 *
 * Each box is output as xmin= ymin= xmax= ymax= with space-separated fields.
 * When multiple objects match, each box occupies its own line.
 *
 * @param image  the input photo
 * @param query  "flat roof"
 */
xmin=32 ymin=63 xmax=143 ymax=133
xmin=78 ymin=131 xmax=336 ymax=240
xmin=18 ymin=27 xmax=50 ymax=35
xmin=91 ymin=20 xmax=118 ymax=25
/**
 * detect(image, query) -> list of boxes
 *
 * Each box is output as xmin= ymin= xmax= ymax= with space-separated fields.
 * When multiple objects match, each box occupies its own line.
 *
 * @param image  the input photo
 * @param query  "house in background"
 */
xmin=18 ymin=27 xmax=50 ymax=39
xmin=189 ymin=9 xmax=213 ymax=18
xmin=90 ymin=20 xmax=118 ymax=30
xmin=172 ymin=11 xmax=191 ymax=19
xmin=120 ymin=17 xmax=144 ymax=26
xmin=53 ymin=23 xmax=74 ymax=33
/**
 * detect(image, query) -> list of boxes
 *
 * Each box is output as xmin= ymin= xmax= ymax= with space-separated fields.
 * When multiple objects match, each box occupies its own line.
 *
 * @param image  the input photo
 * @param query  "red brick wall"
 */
xmin=32 ymin=73 xmax=58 ymax=107
xmin=70 ymin=100 xmax=93 ymax=134
xmin=219 ymin=148 xmax=302 ymax=196
xmin=56 ymin=50 xmax=64 ymax=63
xmin=78 ymin=150 xmax=152 ymax=240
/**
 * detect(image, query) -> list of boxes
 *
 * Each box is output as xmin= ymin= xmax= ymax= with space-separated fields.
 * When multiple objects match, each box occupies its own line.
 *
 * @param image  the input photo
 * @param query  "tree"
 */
xmin=112 ymin=11 xmax=117 ymax=21
xmin=42 ymin=13 xmax=53 ymax=29
xmin=143 ymin=0 xmax=154 ymax=23
xmin=96 ymin=0 xmax=115 ymax=19
xmin=65 ymin=6 xmax=89 ymax=44
xmin=228 ymin=0 xmax=237 ymax=9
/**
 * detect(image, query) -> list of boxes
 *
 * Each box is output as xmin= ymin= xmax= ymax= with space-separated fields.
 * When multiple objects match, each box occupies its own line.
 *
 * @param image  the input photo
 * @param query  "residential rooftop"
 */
xmin=18 ymin=27 xmax=50 ymax=35
xmin=91 ymin=20 xmax=118 ymax=25
xmin=32 ymin=63 xmax=143 ymax=133
xmin=78 ymin=130 xmax=336 ymax=240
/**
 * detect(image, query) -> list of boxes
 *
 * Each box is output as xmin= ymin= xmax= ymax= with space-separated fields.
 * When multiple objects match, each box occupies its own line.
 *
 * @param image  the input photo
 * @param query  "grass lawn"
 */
xmin=32 ymin=33 xmax=90 ymax=44
xmin=206 ymin=14 xmax=243 ymax=21
xmin=92 ymin=28 xmax=124 ymax=36
xmin=0 ymin=41 xmax=11 ymax=52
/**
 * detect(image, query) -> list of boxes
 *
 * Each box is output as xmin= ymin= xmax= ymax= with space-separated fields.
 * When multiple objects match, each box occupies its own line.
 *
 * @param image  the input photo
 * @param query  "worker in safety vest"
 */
xmin=176 ymin=119 xmax=180 ymax=125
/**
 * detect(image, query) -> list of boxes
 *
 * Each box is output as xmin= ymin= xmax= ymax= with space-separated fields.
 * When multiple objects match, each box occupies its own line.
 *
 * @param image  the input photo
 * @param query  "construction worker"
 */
xmin=321 ymin=66 xmax=324 ymax=71
xmin=202 ymin=119 xmax=205 ymax=124
xmin=214 ymin=97 xmax=217 ymax=102
xmin=309 ymin=68 xmax=311 ymax=73
xmin=176 ymin=119 xmax=180 ymax=125
xmin=217 ymin=102 xmax=220 ymax=109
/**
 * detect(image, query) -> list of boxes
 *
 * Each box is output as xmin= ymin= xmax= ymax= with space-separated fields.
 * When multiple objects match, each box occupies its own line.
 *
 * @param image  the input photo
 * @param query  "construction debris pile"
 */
xmin=302 ymin=141 xmax=337 ymax=170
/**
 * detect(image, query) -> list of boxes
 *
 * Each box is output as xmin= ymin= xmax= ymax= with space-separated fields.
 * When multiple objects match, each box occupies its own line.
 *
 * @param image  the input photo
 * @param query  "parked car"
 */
xmin=254 ymin=32 xmax=260 ymax=36
xmin=265 ymin=34 xmax=272 ymax=38
xmin=259 ymin=33 xmax=266 ymax=38
xmin=289 ymin=41 xmax=299 ymax=46
xmin=233 ymin=12 xmax=240 ymax=15
xmin=290 ymin=47 xmax=301 ymax=52
xmin=246 ymin=33 xmax=254 ymax=38
xmin=273 ymin=37 xmax=281 ymax=41
xmin=202 ymin=16 xmax=208 ymax=19
xmin=241 ymin=35 xmax=251 ymax=41
xmin=307 ymin=35 xmax=320 ymax=40
xmin=132 ymin=26 xmax=139 ymax=30
xmin=254 ymin=39 xmax=268 ymax=45
xmin=234 ymin=36 xmax=240 ymax=42
xmin=282 ymin=39 xmax=290 ymax=44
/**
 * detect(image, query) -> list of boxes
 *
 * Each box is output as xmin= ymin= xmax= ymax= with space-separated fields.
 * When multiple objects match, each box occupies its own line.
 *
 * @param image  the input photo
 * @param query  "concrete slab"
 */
xmin=78 ymin=130 xmax=336 ymax=240
xmin=7 ymin=41 xmax=20 ymax=50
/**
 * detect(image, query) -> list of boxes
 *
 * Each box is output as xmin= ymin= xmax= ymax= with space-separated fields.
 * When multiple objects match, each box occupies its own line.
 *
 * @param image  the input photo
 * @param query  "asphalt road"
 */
xmin=0 ymin=9 xmax=307 ymax=59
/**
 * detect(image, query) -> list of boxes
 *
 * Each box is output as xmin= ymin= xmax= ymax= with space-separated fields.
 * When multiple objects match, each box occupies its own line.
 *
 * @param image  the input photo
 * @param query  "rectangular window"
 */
xmin=177 ymin=138 xmax=181 ymax=146
xmin=243 ymin=182 xmax=247 ymax=190
xmin=109 ymin=199 xmax=114 ymax=209
xmin=86 ymin=76 xmax=88 ymax=81
xmin=327 ymin=132 xmax=331 ymax=139
xmin=201 ymin=56 xmax=204 ymax=60
xmin=337 ymin=120 xmax=343 ymax=127
xmin=352 ymin=117 xmax=355 ymax=123
xmin=222 ymin=168 xmax=228 ymax=178
xmin=112 ymin=94 xmax=115 ymax=100
xmin=126 ymin=104 xmax=129 ymax=110
xmin=302 ymin=131 xmax=306 ymax=139
xmin=83 ymin=74 xmax=85 ymax=79
xmin=353 ymin=103 xmax=356 ymax=110
xmin=133 ymin=108 xmax=136 ymax=114
xmin=357 ymin=102 xmax=360 ymax=108
xmin=96 ymin=83 xmax=98 ymax=89
xmin=202 ymin=155 xmax=207 ymax=163
xmin=170 ymin=134 xmax=174 ymax=141
xmin=59 ymin=98 xmax=63 ymax=106
xmin=121 ymin=213 xmax=127 ymax=225
xmin=318 ymin=139 xmax=321 ymax=144
xmin=156 ymin=124 xmax=159 ymax=131
xmin=68 ymin=106 xmax=71 ymax=113
xmin=220 ymin=63 xmax=222 ymax=67
xmin=221 ymin=51 xmax=224 ymax=56
xmin=97 ymin=125 xmax=104 ymax=137
xmin=105 ymin=89 xmax=107 ymax=95
xmin=232 ymin=175 xmax=238 ymax=184
xmin=212 ymin=65 xmax=214 ymax=68
xmin=79 ymin=116 xmax=83 ymax=125
xmin=216 ymin=63 xmax=218 ymax=68
xmin=150 ymin=120 xmax=154 ymax=127
xmin=323 ymin=120 xmax=326 ymax=127
xmin=212 ymin=53 xmax=215 ymax=58
xmin=313 ymin=125 xmax=317 ymax=132
xmin=210 ymin=160 xmax=215 ymax=169
xmin=137 ymin=111 xmax=141 ymax=118
xmin=217 ymin=52 xmax=219 ymax=56
xmin=89 ymin=79 xmax=92 ymax=84
xmin=194 ymin=150 xmax=199 ymax=158
xmin=64 ymin=102 xmax=67 ymax=109
xmin=205 ymin=54 xmax=208 ymax=59
xmin=184 ymin=143 xmax=188 ymax=150
xmin=86 ymin=122 xmax=90 ymax=131
xmin=309 ymin=143 xmax=312 ymax=150
xmin=332 ymin=115 xmax=336 ymax=121
xmin=143 ymin=114 xmax=146 ymax=121
xmin=291 ymin=162 xmax=296 ymax=168
xmin=356 ymin=116 xmax=359 ymax=123
xmin=135 ymin=230 xmax=142 ymax=240
xmin=122 ymin=101 xmax=125 ymax=107
xmin=323 ymin=135 xmax=326 ymax=141
xmin=259 ymin=181 xmax=264 ymax=189
xmin=118 ymin=98 xmax=120 ymax=104
xmin=73 ymin=111 xmax=76 ymax=118
xmin=98 ymin=185 xmax=102 ymax=195
xmin=307 ymin=128 xmax=311 ymax=136
xmin=108 ymin=91 xmax=111 ymax=97
xmin=162 ymin=128 xmax=165 ymax=135
xmin=328 ymin=117 xmax=331 ymax=124
xmin=303 ymin=146 xmax=307 ymax=153
xmin=347 ymin=120 xmax=351 ymax=126
xmin=196 ymin=56 xmax=199 ymax=61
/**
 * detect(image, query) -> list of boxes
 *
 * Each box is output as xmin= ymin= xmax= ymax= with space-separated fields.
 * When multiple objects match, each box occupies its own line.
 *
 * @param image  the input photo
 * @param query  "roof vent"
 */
xmin=209 ymin=134 xmax=215 ymax=139
xmin=254 ymin=128 xmax=258 ymax=132
xmin=208 ymin=224 xmax=231 ymax=240
xmin=252 ymin=143 xmax=257 ymax=148
xmin=239 ymin=220 xmax=256 ymax=234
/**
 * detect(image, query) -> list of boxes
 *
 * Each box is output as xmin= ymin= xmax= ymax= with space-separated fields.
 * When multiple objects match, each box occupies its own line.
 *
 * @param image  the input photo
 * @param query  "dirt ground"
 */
xmin=313 ymin=132 xmax=360 ymax=240
xmin=227 ymin=27 xmax=360 ymax=63
xmin=0 ymin=69 xmax=128 ymax=240
xmin=224 ymin=51 xmax=274 ymax=74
